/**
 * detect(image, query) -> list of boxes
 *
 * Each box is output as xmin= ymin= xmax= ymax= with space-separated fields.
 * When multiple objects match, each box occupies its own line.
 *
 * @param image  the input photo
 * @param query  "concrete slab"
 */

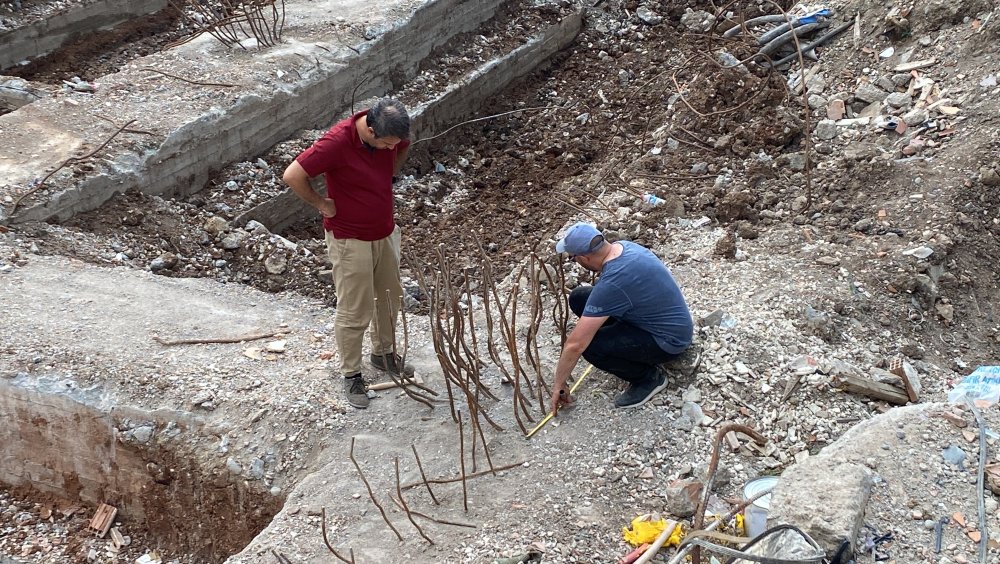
xmin=0 ymin=0 xmax=508 ymax=224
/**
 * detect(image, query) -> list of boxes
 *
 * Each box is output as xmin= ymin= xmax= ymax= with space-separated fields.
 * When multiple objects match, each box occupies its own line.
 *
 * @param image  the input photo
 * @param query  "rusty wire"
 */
xmin=690 ymin=423 xmax=767 ymax=564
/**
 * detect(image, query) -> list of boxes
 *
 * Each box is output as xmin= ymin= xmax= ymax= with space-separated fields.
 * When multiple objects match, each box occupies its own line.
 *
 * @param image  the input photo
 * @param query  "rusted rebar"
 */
xmin=395 ymin=457 xmax=434 ymax=545
xmin=400 ymin=460 xmax=526 ymax=490
xmin=388 ymin=496 xmax=477 ymax=528
xmin=12 ymin=119 xmax=138 ymax=212
xmin=349 ymin=437 xmax=403 ymax=541
xmin=320 ymin=508 xmax=356 ymax=564
xmin=457 ymin=409 xmax=469 ymax=512
xmin=410 ymin=444 xmax=440 ymax=505
xmin=690 ymin=423 xmax=766 ymax=563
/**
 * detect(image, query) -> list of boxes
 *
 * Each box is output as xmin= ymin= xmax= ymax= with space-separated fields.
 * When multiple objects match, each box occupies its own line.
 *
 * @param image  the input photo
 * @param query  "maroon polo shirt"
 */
xmin=296 ymin=110 xmax=409 ymax=241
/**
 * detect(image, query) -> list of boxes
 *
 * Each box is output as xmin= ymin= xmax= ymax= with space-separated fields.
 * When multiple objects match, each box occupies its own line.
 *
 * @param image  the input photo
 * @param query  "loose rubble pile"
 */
xmin=1 ymin=0 xmax=1000 ymax=562
xmin=0 ymin=488 xmax=161 ymax=563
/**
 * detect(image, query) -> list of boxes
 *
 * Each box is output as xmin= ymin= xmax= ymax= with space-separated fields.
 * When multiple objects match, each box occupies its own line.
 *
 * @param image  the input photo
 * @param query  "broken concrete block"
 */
xmin=886 ymin=92 xmax=912 ymax=109
xmin=663 ymin=478 xmax=703 ymax=518
xmin=768 ymin=461 xmax=872 ymax=556
xmin=854 ymin=83 xmax=887 ymax=105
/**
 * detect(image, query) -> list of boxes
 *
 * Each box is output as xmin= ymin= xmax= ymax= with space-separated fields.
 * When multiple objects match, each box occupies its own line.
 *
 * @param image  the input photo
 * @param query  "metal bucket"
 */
xmin=742 ymin=476 xmax=778 ymax=539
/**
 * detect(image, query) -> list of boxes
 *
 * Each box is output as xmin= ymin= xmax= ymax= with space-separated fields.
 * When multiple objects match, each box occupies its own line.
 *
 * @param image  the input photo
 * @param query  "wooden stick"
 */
xmin=367 ymin=373 xmax=426 ymax=391
xmin=833 ymin=373 xmax=910 ymax=405
xmin=153 ymin=331 xmax=280 ymax=346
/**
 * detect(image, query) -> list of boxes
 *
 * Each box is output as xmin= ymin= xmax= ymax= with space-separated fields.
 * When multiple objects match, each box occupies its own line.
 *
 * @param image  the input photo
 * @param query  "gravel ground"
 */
xmin=2 ymin=0 xmax=1000 ymax=562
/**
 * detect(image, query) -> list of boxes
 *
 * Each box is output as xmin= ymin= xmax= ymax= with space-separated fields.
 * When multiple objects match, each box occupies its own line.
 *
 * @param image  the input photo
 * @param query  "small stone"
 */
xmin=636 ymin=6 xmax=662 ymax=25
xmin=815 ymin=119 xmax=838 ymax=140
xmin=815 ymin=256 xmax=840 ymax=266
xmin=226 ymin=457 xmax=242 ymax=475
xmin=264 ymin=251 xmax=288 ymax=275
xmin=854 ymin=83 xmax=887 ymax=104
xmin=902 ymin=107 xmax=929 ymax=126
xmin=886 ymin=92 xmax=912 ymax=109
xmin=221 ymin=231 xmax=247 ymax=250
xmin=980 ymin=167 xmax=1000 ymax=187
xmin=149 ymin=253 xmax=178 ymax=272
xmin=827 ymin=99 xmax=846 ymax=120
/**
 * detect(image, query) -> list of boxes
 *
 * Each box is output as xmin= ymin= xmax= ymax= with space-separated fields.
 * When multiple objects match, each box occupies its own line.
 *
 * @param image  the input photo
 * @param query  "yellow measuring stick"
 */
xmin=525 ymin=364 xmax=593 ymax=439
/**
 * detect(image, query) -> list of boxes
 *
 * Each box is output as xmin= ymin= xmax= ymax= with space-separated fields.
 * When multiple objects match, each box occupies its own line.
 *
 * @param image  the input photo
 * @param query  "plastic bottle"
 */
xmin=641 ymin=193 xmax=664 ymax=206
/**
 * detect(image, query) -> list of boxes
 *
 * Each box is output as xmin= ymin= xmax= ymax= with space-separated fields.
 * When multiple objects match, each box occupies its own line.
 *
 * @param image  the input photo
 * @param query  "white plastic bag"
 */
xmin=948 ymin=366 xmax=1000 ymax=406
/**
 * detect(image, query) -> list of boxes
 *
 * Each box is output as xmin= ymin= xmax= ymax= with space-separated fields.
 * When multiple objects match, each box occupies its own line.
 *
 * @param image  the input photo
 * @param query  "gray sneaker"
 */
xmin=344 ymin=374 xmax=370 ymax=409
xmin=614 ymin=369 xmax=668 ymax=409
xmin=370 ymin=353 xmax=415 ymax=377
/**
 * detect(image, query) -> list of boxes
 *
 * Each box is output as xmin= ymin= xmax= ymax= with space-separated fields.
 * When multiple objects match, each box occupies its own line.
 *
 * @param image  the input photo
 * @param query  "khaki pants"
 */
xmin=325 ymin=226 xmax=403 ymax=377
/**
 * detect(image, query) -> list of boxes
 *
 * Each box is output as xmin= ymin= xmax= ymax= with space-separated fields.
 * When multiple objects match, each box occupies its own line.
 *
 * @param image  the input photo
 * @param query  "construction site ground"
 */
xmin=2 ymin=0 xmax=1000 ymax=562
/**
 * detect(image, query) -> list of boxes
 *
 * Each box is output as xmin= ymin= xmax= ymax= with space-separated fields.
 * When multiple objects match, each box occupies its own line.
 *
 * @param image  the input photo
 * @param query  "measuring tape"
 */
xmin=525 ymin=364 xmax=593 ymax=439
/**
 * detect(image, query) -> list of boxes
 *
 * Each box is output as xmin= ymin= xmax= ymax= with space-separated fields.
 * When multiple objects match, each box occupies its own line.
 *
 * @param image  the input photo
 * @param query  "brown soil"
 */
xmin=3 ymin=6 xmax=187 ymax=81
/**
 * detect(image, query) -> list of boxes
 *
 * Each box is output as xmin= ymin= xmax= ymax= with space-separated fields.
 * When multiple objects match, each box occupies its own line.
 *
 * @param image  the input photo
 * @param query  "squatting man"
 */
xmin=549 ymin=222 xmax=694 ymax=413
xmin=282 ymin=98 xmax=414 ymax=410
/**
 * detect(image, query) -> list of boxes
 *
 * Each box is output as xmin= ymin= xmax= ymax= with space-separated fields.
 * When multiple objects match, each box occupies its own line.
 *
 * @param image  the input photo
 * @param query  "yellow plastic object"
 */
xmin=622 ymin=515 xmax=685 ymax=547
xmin=525 ymin=364 xmax=593 ymax=438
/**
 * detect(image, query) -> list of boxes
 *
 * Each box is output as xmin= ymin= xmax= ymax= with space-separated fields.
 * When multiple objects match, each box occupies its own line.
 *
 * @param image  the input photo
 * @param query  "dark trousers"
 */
xmin=569 ymin=286 xmax=677 ymax=384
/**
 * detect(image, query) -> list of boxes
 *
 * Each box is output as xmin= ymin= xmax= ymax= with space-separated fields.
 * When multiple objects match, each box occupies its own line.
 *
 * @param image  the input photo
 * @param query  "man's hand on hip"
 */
xmin=316 ymin=198 xmax=337 ymax=218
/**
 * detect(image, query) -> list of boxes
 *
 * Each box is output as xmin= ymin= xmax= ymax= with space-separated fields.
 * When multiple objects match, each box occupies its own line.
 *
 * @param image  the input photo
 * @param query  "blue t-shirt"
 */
xmin=583 ymin=241 xmax=693 ymax=354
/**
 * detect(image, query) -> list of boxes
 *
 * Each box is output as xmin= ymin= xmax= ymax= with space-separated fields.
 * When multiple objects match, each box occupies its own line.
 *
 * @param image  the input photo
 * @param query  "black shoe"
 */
xmin=370 ymin=353 xmax=415 ymax=377
xmin=615 ymin=369 xmax=668 ymax=409
xmin=344 ymin=374 xmax=370 ymax=409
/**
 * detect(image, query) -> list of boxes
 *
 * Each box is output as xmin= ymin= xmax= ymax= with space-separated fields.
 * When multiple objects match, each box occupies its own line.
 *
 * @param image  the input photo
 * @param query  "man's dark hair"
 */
xmin=368 ymin=98 xmax=410 ymax=139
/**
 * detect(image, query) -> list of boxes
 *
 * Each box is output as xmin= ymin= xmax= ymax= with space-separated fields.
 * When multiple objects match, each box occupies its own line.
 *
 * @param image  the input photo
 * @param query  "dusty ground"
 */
xmin=2 ymin=0 xmax=1000 ymax=562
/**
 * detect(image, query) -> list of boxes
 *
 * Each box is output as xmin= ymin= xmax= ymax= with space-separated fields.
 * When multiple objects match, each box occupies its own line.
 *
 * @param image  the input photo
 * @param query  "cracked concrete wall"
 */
xmin=8 ymin=0 xmax=510 ymax=225
xmin=0 ymin=0 xmax=169 ymax=70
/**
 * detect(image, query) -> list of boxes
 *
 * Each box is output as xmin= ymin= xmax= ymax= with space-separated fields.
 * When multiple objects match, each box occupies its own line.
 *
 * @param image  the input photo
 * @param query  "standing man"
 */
xmin=549 ymin=222 xmax=693 ymax=413
xmin=283 ymin=98 xmax=414 ymax=409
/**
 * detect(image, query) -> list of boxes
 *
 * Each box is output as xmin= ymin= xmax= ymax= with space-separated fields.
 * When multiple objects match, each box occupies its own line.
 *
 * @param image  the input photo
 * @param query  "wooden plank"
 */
xmin=833 ymin=373 xmax=909 ymax=404
xmin=368 ymin=373 xmax=425 ymax=391
xmin=894 ymin=58 xmax=937 ymax=72
xmin=88 ymin=503 xmax=117 ymax=538
xmin=889 ymin=357 xmax=919 ymax=403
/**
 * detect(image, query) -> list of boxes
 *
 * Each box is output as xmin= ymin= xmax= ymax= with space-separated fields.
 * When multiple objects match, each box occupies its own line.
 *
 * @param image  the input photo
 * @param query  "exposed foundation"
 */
xmin=0 ymin=375 xmax=281 ymax=562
